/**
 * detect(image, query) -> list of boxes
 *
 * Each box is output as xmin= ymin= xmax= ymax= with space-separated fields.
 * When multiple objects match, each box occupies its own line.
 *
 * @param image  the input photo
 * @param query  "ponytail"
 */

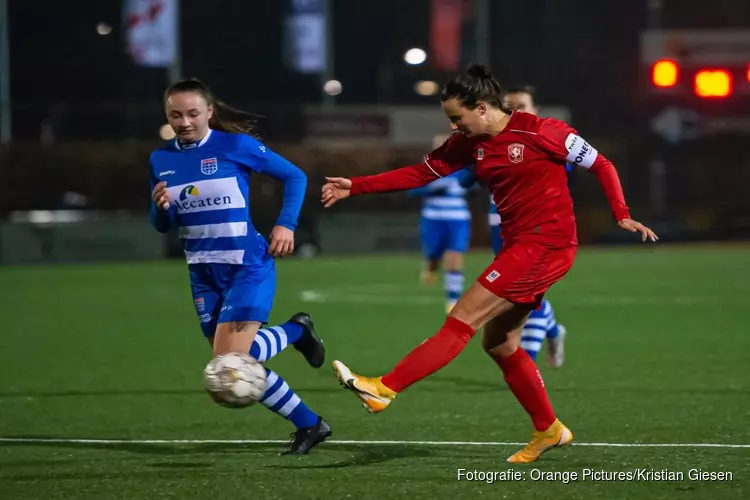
xmin=209 ymin=100 xmax=260 ymax=138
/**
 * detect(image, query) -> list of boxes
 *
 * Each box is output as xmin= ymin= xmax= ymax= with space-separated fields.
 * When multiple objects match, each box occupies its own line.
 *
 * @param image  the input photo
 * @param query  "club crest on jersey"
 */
xmin=476 ymin=148 xmax=485 ymax=160
xmin=200 ymin=157 xmax=218 ymax=175
xmin=508 ymin=143 xmax=524 ymax=164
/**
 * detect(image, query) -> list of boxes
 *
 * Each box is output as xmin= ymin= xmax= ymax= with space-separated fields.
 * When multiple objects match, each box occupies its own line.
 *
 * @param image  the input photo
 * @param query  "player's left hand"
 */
xmin=268 ymin=226 xmax=295 ymax=257
xmin=617 ymin=218 xmax=659 ymax=242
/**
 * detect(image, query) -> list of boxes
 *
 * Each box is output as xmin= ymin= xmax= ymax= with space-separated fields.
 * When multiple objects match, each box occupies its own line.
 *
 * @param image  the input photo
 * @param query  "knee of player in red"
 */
xmin=381 ymin=317 xmax=475 ymax=393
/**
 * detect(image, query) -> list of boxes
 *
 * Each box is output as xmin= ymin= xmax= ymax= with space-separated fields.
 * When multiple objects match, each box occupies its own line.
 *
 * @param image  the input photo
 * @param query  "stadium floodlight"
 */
xmin=159 ymin=124 xmax=176 ymax=140
xmin=414 ymin=80 xmax=439 ymax=96
xmin=323 ymin=79 xmax=342 ymax=96
xmin=404 ymin=48 xmax=427 ymax=66
xmin=96 ymin=23 xmax=112 ymax=36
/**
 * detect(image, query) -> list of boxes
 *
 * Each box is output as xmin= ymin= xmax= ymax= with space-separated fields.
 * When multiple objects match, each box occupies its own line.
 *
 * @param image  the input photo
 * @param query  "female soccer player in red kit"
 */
xmin=321 ymin=64 xmax=658 ymax=463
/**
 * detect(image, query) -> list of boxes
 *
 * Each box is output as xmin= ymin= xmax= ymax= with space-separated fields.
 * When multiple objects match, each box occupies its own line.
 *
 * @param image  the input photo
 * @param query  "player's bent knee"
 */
xmin=448 ymin=284 xmax=516 ymax=330
xmin=481 ymin=317 xmax=523 ymax=354
xmin=484 ymin=338 xmax=520 ymax=359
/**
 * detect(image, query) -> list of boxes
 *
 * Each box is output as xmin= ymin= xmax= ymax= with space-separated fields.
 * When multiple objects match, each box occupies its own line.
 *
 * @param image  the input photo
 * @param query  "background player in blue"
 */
xmin=497 ymin=86 xmax=570 ymax=368
xmin=409 ymin=134 xmax=475 ymax=313
xmin=149 ymin=79 xmax=330 ymax=454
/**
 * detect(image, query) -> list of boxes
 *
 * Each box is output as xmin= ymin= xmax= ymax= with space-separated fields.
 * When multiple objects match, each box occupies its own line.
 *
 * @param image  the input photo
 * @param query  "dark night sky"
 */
xmin=6 ymin=0 xmax=750 ymax=133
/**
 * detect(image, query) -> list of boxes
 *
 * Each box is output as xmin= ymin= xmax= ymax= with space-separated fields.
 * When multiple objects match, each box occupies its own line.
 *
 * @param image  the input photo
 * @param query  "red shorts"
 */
xmin=477 ymin=239 xmax=577 ymax=306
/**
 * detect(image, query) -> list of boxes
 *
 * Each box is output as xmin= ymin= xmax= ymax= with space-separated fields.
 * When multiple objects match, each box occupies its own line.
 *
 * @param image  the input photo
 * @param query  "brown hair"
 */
xmin=164 ymin=78 xmax=260 ymax=138
xmin=441 ymin=63 xmax=512 ymax=113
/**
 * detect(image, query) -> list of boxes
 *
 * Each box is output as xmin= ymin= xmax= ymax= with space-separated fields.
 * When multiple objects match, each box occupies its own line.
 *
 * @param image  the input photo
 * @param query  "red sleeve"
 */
xmin=350 ymin=133 xmax=473 ymax=195
xmin=535 ymin=118 xmax=631 ymax=222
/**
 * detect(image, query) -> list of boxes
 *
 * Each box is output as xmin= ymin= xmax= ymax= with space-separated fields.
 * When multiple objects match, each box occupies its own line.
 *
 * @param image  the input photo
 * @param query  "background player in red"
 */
xmin=321 ymin=64 xmax=657 ymax=463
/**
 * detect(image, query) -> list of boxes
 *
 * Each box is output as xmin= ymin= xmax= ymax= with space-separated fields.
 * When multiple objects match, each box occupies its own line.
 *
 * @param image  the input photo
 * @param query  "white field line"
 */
xmin=298 ymin=288 xmax=732 ymax=306
xmin=0 ymin=437 xmax=748 ymax=449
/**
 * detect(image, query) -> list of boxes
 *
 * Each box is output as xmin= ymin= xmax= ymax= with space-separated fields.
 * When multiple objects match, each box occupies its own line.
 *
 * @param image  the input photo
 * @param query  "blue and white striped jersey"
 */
xmin=148 ymin=129 xmax=307 ymax=265
xmin=408 ymin=168 xmax=474 ymax=221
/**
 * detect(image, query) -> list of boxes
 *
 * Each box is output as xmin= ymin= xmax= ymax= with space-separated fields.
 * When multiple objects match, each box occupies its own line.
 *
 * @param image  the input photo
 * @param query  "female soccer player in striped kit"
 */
xmin=408 ymin=134 xmax=476 ymax=314
xmin=322 ymin=65 xmax=657 ymax=463
xmin=149 ymin=79 xmax=330 ymax=455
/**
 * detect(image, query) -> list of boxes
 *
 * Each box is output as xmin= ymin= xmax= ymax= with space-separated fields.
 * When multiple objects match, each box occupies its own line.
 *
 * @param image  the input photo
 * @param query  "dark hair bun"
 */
xmin=466 ymin=63 xmax=494 ymax=80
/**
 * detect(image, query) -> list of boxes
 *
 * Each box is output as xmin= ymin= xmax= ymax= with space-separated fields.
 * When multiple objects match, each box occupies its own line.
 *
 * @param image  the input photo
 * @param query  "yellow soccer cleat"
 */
xmin=420 ymin=270 xmax=437 ymax=286
xmin=332 ymin=360 xmax=396 ymax=414
xmin=507 ymin=419 xmax=573 ymax=463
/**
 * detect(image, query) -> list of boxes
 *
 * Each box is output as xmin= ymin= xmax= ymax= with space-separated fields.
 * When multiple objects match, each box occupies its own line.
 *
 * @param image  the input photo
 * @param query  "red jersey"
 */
xmin=350 ymin=112 xmax=631 ymax=246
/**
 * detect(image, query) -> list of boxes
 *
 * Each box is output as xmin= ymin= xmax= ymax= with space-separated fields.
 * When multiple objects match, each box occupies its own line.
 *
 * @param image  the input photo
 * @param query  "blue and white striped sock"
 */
xmin=445 ymin=270 xmax=464 ymax=306
xmin=544 ymin=300 xmax=560 ymax=340
xmin=520 ymin=322 xmax=547 ymax=362
xmin=521 ymin=300 xmax=559 ymax=361
xmin=249 ymin=321 xmax=304 ymax=362
xmin=260 ymin=368 xmax=319 ymax=429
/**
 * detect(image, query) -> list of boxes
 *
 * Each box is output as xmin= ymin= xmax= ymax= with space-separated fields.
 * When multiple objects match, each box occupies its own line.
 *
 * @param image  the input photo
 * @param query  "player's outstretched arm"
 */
xmin=588 ymin=156 xmax=658 ymax=242
xmin=321 ymin=134 xmax=472 ymax=207
xmin=321 ymin=162 xmax=442 ymax=208
xmin=537 ymin=120 xmax=658 ymax=243
xmin=321 ymin=177 xmax=352 ymax=208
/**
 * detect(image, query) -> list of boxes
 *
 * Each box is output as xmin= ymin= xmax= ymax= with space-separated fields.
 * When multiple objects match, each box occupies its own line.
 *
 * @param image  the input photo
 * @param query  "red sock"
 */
xmin=490 ymin=347 xmax=556 ymax=431
xmin=381 ymin=317 xmax=475 ymax=393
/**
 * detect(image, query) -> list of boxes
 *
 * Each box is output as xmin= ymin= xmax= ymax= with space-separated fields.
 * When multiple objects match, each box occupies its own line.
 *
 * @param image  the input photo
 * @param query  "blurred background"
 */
xmin=1 ymin=0 xmax=749 ymax=263
xmin=2 ymin=5 xmax=750 ymax=497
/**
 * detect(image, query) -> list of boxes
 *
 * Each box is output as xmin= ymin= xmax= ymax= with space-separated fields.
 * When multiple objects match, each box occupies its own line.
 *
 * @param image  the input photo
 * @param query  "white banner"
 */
xmin=641 ymin=30 xmax=750 ymax=65
xmin=124 ymin=0 xmax=177 ymax=67
xmin=285 ymin=0 xmax=326 ymax=74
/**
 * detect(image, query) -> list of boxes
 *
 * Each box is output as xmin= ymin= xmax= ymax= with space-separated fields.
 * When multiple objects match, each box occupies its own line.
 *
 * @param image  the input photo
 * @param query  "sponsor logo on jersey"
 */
xmin=179 ymin=185 xmax=200 ymax=201
xmin=486 ymin=270 xmax=501 ymax=282
xmin=168 ymin=178 xmax=247 ymax=214
xmin=194 ymin=297 xmax=205 ymax=313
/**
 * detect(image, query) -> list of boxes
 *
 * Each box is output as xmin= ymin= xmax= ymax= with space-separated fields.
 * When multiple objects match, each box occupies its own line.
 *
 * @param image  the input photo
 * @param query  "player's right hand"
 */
xmin=321 ymin=177 xmax=352 ymax=208
xmin=152 ymin=181 xmax=170 ymax=210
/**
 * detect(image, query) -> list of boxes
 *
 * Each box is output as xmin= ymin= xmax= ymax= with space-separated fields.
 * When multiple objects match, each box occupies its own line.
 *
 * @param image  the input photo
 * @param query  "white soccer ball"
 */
xmin=203 ymin=353 xmax=267 ymax=408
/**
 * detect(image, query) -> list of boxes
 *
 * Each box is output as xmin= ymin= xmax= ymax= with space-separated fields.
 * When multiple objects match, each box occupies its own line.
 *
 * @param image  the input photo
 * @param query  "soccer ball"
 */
xmin=203 ymin=353 xmax=267 ymax=408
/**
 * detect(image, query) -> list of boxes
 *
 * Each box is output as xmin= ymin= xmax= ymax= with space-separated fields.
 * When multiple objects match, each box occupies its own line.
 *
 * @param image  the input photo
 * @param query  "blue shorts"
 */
xmin=420 ymin=218 xmax=471 ymax=260
xmin=490 ymin=224 xmax=504 ymax=255
xmin=189 ymin=257 xmax=276 ymax=338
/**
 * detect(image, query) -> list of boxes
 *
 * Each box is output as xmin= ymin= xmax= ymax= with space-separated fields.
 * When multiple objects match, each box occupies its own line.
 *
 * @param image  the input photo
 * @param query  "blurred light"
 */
xmin=159 ymin=124 xmax=176 ymax=140
xmin=651 ymin=60 xmax=678 ymax=87
xmin=694 ymin=69 xmax=732 ymax=98
xmin=404 ymin=48 xmax=427 ymax=65
xmin=414 ymin=80 xmax=439 ymax=96
xmin=747 ymin=64 xmax=750 ymax=83
xmin=323 ymin=79 xmax=342 ymax=96
xmin=96 ymin=23 xmax=112 ymax=36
